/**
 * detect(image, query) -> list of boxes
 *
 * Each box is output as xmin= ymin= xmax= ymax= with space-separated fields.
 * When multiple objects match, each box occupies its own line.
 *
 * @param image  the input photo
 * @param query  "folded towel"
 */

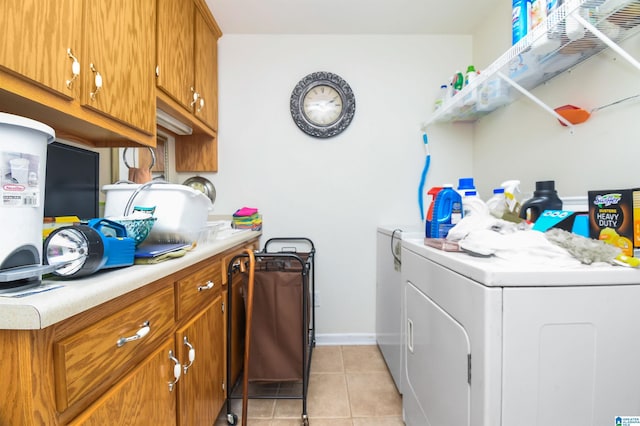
xmin=233 ymin=207 xmax=258 ymax=217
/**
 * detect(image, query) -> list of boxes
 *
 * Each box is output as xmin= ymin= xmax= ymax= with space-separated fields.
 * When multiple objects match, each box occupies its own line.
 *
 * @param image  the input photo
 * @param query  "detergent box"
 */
xmin=588 ymin=188 xmax=640 ymax=257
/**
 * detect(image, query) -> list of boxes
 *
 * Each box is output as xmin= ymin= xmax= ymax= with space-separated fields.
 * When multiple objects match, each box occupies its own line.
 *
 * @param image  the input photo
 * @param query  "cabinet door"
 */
xmin=0 ymin=0 xmax=83 ymax=99
xmin=156 ymin=0 xmax=195 ymax=111
xmin=193 ymin=8 xmax=219 ymax=131
xmin=228 ymin=267 xmax=246 ymax=387
xmin=82 ymin=0 xmax=156 ymax=134
xmin=68 ymin=340 xmax=177 ymax=426
xmin=176 ymin=296 xmax=225 ymax=426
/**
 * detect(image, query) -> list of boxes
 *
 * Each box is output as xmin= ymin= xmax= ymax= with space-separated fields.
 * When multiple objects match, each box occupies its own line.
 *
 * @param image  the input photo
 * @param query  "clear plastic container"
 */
xmin=477 ymin=77 xmax=512 ymax=112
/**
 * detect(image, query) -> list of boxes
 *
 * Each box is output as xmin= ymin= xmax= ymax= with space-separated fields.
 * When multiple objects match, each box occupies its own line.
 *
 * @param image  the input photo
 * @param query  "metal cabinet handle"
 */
xmin=197 ymin=280 xmax=214 ymax=292
xmin=182 ymin=336 xmax=196 ymax=374
xmin=89 ymin=63 xmax=103 ymax=100
xmin=116 ymin=321 xmax=150 ymax=347
xmin=196 ymin=96 xmax=204 ymax=113
xmin=66 ymin=48 xmax=80 ymax=89
xmin=168 ymin=350 xmax=181 ymax=392
xmin=190 ymin=88 xmax=200 ymax=108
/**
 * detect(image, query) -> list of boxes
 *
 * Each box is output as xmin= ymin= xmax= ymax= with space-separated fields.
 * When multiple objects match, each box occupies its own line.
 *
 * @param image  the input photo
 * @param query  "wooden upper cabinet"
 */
xmin=194 ymin=8 xmax=219 ymax=130
xmin=0 ymin=0 xmax=156 ymax=147
xmin=0 ymin=0 xmax=83 ymax=100
xmin=82 ymin=0 xmax=156 ymax=135
xmin=157 ymin=0 xmax=195 ymax=112
xmin=156 ymin=0 xmax=220 ymax=132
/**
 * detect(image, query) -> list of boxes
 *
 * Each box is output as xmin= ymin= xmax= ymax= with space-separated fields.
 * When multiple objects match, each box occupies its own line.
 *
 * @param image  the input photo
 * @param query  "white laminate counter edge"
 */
xmin=0 ymin=231 xmax=260 ymax=330
xmin=402 ymin=238 xmax=640 ymax=287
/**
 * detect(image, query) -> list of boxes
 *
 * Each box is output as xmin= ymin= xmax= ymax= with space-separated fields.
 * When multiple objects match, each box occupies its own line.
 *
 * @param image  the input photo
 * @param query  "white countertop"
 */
xmin=0 ymin=230 xmax=260 ymax=330
xmin=403 ymin=237 xmax=640 ymax=287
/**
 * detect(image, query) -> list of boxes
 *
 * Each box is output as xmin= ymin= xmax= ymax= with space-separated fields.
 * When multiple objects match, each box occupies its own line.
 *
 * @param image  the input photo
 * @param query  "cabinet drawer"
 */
xmin=53 ymin=286 xmax=175 ymax=411
xmin=176 ymin=259 xmax=222 ymax=320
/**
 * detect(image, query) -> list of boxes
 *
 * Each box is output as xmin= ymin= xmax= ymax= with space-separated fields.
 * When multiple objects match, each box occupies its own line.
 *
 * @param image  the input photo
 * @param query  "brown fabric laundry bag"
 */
xmin=242 ymin=257 xmax=309 ymax=382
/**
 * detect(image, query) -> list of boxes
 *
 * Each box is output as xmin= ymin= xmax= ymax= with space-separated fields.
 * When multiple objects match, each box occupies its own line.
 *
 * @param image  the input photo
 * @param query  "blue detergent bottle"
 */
xmin=430 ymin=184 xmax=464 ymax=239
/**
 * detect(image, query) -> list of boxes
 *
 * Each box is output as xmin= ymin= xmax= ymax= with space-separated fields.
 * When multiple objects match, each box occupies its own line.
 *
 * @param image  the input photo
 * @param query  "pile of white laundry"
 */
xmin=445 ymin=213 xmax=620 ymax=267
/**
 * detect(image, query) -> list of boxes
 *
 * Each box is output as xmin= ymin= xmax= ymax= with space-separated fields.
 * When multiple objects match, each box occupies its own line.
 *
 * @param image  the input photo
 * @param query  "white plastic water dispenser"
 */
xmin=0 ymin=113 xmax=56 ymax=291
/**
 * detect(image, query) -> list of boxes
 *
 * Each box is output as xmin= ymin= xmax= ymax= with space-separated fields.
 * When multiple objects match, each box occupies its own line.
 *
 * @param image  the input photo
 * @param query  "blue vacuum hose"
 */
xmin=418 ymin=133 xmax=431 ymax=221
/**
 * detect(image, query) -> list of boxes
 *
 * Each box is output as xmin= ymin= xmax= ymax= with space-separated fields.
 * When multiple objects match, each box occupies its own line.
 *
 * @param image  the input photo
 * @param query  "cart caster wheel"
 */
xmin=226 ymin=413 xmax=238 ymax=425
xmin=301 ymin=414 xmax=309 ymax=425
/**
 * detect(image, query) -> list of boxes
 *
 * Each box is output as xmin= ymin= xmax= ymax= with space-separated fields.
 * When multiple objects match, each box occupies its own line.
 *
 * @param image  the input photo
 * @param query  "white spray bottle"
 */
xmin=500 ymin=180 xmax=523 ymax=223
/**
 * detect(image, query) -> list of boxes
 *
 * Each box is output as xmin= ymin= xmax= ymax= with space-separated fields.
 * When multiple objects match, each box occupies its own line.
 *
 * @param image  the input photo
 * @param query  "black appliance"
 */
xmin=44 ymin=142 xmax=99 ymax=220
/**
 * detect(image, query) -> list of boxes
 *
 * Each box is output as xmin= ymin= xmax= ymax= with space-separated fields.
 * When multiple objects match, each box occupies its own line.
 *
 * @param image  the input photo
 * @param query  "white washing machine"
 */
xmin=376 ymin=225 xmax=423 ymax=394
xmin=401 ymin=237 xmax=640 ymax=426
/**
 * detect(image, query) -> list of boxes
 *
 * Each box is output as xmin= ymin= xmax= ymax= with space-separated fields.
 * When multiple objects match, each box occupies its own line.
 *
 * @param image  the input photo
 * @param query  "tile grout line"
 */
xmin=340 ymin=345 xmax=355 ymax=420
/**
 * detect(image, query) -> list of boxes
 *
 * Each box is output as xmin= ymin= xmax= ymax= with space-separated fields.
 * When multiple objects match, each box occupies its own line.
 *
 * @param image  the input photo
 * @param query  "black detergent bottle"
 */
xmin=519 ymin=180 xmax=563 ymax=222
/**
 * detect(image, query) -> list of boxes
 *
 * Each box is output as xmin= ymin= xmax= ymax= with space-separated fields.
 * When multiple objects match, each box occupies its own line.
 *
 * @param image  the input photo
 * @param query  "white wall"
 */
xmin=471 ymin=2 xmax=511 ymax=69
xmin=471 ymin=31 xmax=640 ymax=198
xmin=182 ymin=34 xmax=474 ymax=341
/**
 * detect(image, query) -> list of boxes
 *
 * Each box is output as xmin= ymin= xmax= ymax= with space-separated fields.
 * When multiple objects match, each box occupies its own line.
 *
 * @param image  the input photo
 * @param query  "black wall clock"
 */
xmin=290 ymin=71 xmax=356 ymax=138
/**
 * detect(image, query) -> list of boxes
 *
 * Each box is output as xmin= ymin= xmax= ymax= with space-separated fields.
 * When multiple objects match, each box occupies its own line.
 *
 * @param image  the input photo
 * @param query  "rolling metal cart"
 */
xmin=225 ymin=237 xmax=315 ymax=426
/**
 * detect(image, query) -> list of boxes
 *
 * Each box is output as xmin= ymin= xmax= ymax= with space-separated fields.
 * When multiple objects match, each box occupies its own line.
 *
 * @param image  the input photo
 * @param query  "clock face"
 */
xmin=302 ymin=84 xmax=343 ymax=126
xmin=290 ymin=72 xmax=355 ymax=138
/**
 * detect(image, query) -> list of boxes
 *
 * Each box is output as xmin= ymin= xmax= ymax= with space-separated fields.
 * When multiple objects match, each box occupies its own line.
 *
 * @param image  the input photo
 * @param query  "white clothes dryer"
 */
xmin=401 ymin=237 xmax=640 ymax=426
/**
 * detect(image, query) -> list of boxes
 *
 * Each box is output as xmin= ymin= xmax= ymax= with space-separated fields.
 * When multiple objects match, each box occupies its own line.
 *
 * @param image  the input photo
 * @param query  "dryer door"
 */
xmin=404 ymin=281 xmax=471 ymax=426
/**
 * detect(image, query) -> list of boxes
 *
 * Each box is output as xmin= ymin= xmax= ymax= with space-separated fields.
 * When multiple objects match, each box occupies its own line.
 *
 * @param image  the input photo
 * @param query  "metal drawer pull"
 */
xmin=66 ymin=48 xmax=80 ymax=89
xmin=89 ymin=63 xmax=103 ymax=100
xmin=182 ymin=336 xmax=196 ymax=374
xmin=168 ymin=350 xmax=181 ymax=392
xmin=116 ymin=321 xmax=150 ymax=347
xmin=197 ymin=280 xmax=215 ymax=292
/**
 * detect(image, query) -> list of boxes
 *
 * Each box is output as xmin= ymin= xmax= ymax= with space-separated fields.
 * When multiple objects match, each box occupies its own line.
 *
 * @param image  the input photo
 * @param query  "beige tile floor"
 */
xmin=216 ymin=345 xmax=404 ymax=425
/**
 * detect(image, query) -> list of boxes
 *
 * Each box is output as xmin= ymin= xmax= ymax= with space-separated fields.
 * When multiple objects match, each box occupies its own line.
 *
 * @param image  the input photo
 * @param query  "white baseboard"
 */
xmin=314 ymin=333 xmax=377 ymax=346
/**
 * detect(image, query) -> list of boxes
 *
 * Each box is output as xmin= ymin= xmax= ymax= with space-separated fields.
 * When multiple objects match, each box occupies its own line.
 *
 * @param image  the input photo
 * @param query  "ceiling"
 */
xmin=206 ymin=0 xmax=502 ymax=35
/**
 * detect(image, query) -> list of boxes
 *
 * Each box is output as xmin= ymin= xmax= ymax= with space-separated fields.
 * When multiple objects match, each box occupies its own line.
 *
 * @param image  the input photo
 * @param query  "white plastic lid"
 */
xmin=0 ymin=112 xmax=55 ymax=143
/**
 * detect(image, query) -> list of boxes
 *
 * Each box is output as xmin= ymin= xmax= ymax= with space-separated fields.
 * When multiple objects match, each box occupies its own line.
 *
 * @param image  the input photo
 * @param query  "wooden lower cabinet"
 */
xmin=176 ymin=296 xmax=224 ymax=426
xmin=228 ymin=266 xmax=246 ymax=388
xmin=68 ymin=340 xmax=177 ymax=426
xmin=221 ymin=241 xmax=259 ymax=389
xmin=0 ymin=237 xmax=259 ymax=426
